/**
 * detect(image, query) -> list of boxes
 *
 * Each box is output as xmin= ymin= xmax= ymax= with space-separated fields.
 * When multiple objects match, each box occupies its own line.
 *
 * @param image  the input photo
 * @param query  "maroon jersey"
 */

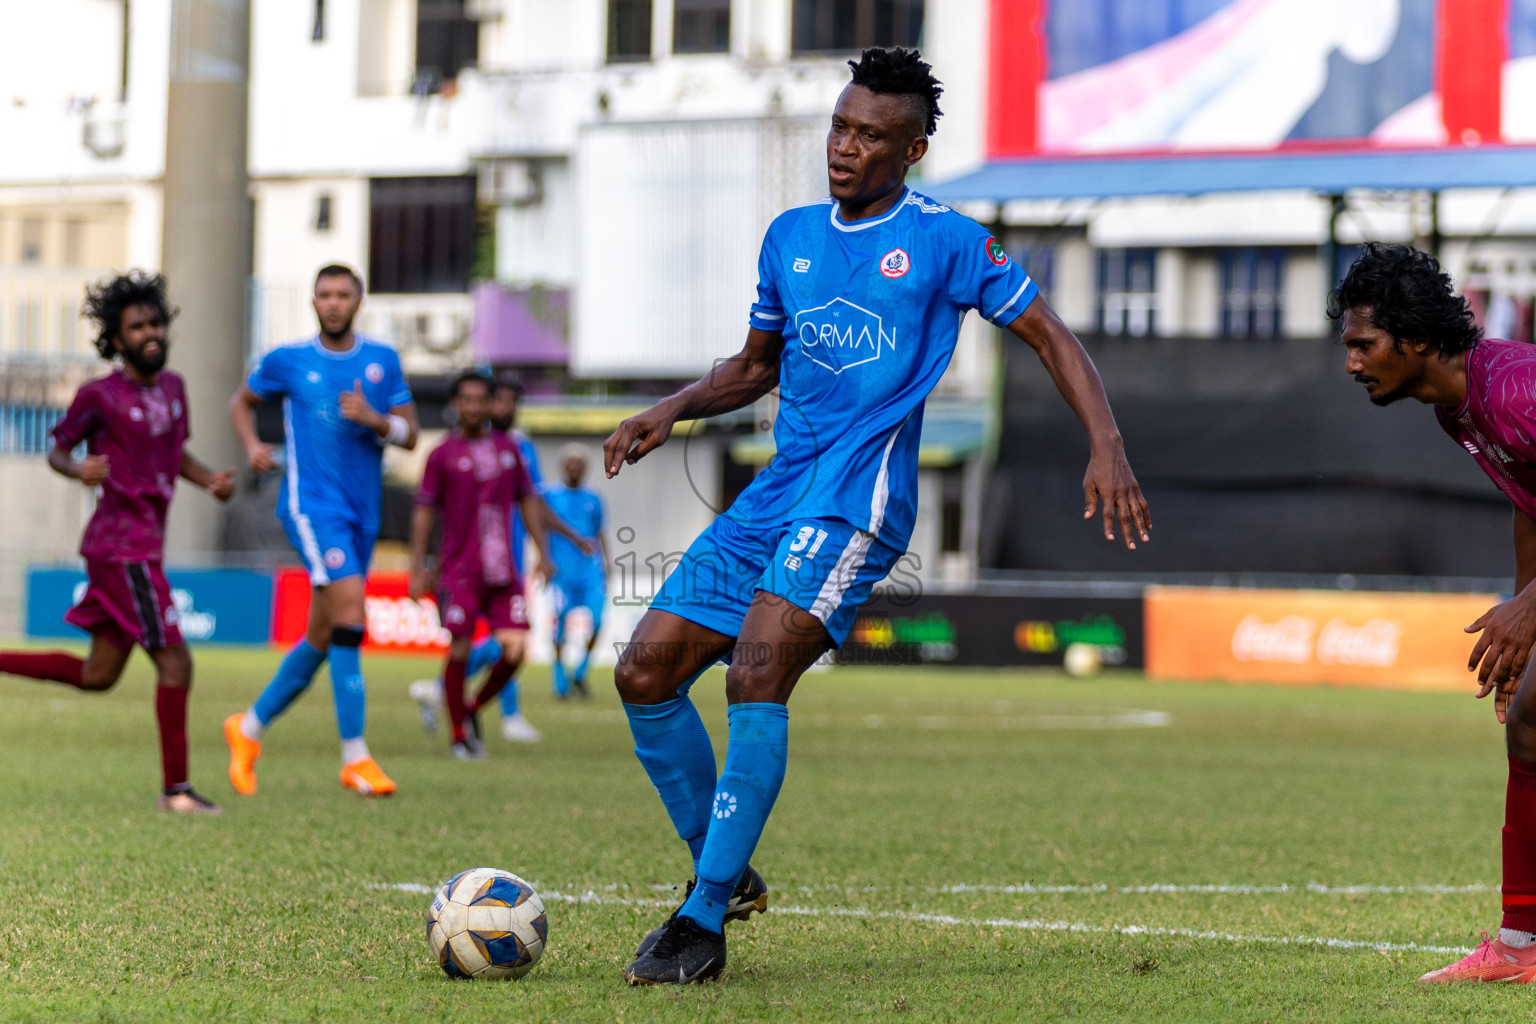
xmin=1437 ymin=339 xmax=1536 ymax=521
xmin=52 ymin=369 xmax=189 ymax=563
xmin=418 ymin=431 xmax=535 ymax=590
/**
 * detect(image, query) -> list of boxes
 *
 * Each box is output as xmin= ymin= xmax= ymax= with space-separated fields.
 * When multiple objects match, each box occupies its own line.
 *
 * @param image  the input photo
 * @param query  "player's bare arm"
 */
xmin=178 ymin=451 xmax=236 ymax=502
xmin=47 ymin=444 xmax=109 ymax=486
xmin=408 ymin=504 xmax=437 ymax=602
xmin=1466 ymin=509 xmax=1536 ymax=719
xmin=516 ymin=494 xmax=561 ymax=580
xmin=341 ymin=384 xmax=420 ymax=450
xmin=603 ymin=327 xmax=784 ymax=477
xmin=229 ymin=383 xmax=276 ymax=473
xmin=1006 ymin=296 xmax=1151 ymax=550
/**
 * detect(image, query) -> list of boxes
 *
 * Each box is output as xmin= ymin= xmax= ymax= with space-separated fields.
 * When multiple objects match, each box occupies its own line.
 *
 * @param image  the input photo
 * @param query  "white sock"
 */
xmin=340 ymin=737 xmax=370 ymax=764
xmin=240 ymin=710 xmax=267 ymax=741
xmin=1501 ymin=928 xmax=1536 ymax=948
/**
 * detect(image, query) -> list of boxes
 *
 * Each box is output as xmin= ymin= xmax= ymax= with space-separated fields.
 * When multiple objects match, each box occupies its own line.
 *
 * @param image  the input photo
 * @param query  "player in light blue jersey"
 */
xmin=605 ymin=48 xmax=1151 ymax=985
xmin=224 ymin=265 xmax=418 ymax=798
xmin=542 ymin=445 xmax=609 ymax=699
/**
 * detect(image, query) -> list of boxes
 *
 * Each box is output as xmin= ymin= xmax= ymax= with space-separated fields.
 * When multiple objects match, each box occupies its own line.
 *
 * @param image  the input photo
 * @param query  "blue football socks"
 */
xmin=623 ymin=694 xmax=719 ymax=868
xmin=467 ymin=637 xmax=501 ymax=677
xmin=552 ymin=657 xmax=570 ymax=698
xmin=328 ymin=627 xmax=367 ymax=742
xmin=574 ymin=648 xmax=592 ymax=684
xmin=680 ymin=702 xmax=789 ymax=934
xmin=251 ymin=640 xmax=326 ymax=726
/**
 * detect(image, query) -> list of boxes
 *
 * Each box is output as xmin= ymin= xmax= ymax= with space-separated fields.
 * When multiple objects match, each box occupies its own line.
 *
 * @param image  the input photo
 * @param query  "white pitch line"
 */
xmin=937 ymin=882 xmax=1498 ymax=896
xmin=372 ymin=883 xmax=1470 ymax=955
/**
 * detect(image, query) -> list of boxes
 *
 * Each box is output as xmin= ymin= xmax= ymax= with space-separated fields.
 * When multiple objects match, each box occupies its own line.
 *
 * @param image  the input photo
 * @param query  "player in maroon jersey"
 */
xmin=0 ymin=271 xmax=235 ymax=813
xmin=409 ymin=371 xmax=591 ymax=757
xmin=1336 ymin=242 xmax=1536 ymax=982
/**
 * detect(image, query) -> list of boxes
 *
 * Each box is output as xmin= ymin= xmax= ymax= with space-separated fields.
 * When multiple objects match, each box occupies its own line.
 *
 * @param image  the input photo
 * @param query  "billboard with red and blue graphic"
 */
xmin=989 ymin=0 xmax=1536 ymax=156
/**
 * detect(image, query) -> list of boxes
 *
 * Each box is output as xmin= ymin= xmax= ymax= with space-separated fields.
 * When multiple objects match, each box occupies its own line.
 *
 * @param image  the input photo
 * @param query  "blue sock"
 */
xmin=499 ymin=674 xmax=521 ymax=716
xmin=680 ymin=703 xmax=789 ymax=934
xmin=575 ymin=647 xmax=592 ymax=682
xmin=328 ymin=628 xmax=366 ymax=741
xmin=252 ymin=641 xmax=326 ymax=726
xmin=552 ymin=657 xmax=569 ymax=698
xmin=623 ymin=694 xmax=719 ymax=868
xmin=467 ymin=637 xmax=502 ymax=678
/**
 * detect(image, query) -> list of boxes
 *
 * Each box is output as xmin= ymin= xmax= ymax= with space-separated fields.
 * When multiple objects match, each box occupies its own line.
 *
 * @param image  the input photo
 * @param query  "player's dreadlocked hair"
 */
xmin=82 ymin=270 xmax=177 ymax=361
xmin=1327 ymin=242 xmax=1481 ymax=355
xmin=847 ymin=46 xmax=944 ymax=137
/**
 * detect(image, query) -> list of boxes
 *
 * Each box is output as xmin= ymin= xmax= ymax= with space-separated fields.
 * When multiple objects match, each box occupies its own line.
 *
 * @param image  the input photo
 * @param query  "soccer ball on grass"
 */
xmin=427 ymin=867 xmax=547 ymax=979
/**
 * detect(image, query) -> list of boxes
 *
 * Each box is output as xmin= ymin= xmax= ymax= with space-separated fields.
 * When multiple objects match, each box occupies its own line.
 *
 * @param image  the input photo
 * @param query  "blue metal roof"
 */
xmin=927 ymin=147 xmax=1536 ymax=202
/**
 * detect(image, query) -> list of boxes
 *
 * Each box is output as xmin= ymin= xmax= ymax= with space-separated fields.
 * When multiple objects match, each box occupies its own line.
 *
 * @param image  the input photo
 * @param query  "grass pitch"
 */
xmin=0 ymin=647 xmax=1525 ymax=1021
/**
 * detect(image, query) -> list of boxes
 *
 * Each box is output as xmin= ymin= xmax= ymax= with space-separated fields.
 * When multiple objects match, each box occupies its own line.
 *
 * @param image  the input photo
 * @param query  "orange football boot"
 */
xmin=223 ymin=713 xmax=262 ymax=796
xmin=340 ymin=757 xmax=396 ymax=797
xmin=1419 ymin=932 xmax=1536 ymax=983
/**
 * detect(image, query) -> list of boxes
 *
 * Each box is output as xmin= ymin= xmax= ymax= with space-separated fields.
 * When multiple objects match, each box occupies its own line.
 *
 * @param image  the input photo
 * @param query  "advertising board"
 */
xmin=25 ymin=567 xmax=275 ymax=645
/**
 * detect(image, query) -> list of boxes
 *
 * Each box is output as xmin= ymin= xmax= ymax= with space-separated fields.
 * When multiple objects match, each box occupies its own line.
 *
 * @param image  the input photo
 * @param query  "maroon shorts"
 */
xmin=65 ymin=560 xmax=184 ymax=651
xmin=437 ymin=582 xmax=528 ymax=639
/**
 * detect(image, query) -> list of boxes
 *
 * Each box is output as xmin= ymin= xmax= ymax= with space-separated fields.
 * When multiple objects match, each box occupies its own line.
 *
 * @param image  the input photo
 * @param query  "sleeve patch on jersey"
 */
xmin=986 ymin=237 xmax=1009 ymax=266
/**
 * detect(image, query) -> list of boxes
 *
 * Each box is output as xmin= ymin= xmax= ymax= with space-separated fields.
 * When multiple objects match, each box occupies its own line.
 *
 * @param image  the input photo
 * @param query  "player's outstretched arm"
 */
xmin=229 ymin=383 xmax=276 ymax=474
xmin=603 ymin=327 xmax=784 ymax=478
xmin=1005 ymin=297 xmax=1151 ymax=550
xmin=47 ymin=444 xmax=109 ymax=486
xmin=178 ymin=451 xmax=236 ymax=502
xmin=516 ymin=494 xmax=560 ymax=581
xmin=1467 ymin=509 xmax=1536 ymax=719
xmin=408 ymin=505 xmax=437 ymax=601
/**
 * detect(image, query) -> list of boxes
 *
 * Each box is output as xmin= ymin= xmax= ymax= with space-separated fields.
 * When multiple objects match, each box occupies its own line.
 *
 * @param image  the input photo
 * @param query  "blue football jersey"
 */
xmin=540 ymin=482 xmax=604 ymax=582
xmin=739 ymin=188 xmax=1037 ymax=548
xmin=246 ymin=336 xmax=413 ymax=532
xmin=509 ymin=431 xmax=542 ymax=574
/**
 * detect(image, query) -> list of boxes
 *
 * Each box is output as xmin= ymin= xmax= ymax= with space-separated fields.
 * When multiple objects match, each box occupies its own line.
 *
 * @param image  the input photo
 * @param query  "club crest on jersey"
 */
xmin=365 ymin=363 xmax=384 ymax=383
xmin=795 ymin=297 xmax=897 ymax=374
xmin=879 ymin=249 xmax=910 ymax=279
xmin=986 ymin=236 xmax=1008 ymax=266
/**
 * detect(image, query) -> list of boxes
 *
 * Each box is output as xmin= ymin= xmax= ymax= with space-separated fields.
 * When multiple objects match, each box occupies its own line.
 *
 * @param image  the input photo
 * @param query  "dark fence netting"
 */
xmin=984 ymin=334 xmax=1515 ymax=577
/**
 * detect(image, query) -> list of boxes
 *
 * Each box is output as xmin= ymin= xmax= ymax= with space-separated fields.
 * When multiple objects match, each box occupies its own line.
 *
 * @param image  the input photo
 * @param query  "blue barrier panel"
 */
xmin=25 ymin=567 xmax=275 ymax=645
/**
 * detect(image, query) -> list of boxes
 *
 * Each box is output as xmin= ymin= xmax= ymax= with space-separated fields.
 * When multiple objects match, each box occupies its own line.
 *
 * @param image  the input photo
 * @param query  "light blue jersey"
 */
xmin=509 ymin=431 xmax=542 ymax=574
xmin=247 ymin=336 xmax=413 ymax=534
xmin=541 ymin=482 xmax=604 ymax=582
xmin=741 ymin=188 xmax=1036 ymax=549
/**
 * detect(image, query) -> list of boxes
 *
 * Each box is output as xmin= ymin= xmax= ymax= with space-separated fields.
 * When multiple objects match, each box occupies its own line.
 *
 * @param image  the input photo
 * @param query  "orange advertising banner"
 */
xmin=1144 ymin=586 xmax=1503 ymax=691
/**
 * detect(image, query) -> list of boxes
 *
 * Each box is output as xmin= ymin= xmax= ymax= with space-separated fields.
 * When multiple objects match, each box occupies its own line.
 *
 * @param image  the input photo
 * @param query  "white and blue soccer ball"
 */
xmin=427 ymin=867 xmax=547 ymax=979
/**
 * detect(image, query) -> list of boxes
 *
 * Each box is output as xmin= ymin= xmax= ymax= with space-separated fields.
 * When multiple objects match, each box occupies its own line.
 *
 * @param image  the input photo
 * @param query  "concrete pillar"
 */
xmin=161 ymin=0 xmax=253 ymax=560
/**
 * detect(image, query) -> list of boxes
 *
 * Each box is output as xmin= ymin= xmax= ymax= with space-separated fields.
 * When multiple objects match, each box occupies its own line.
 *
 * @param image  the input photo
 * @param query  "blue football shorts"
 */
xmin=652 ymin=513 xmax=903 ymax=647
xmin=551 ymin=574 xmax=607 ymax=631
xmin=279 ymin=510 xmax=376 ymax=586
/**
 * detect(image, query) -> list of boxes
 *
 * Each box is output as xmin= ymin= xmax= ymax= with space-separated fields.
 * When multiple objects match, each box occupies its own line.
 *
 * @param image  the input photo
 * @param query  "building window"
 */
xmin=674 ymin=0 xmax=730 ymax=54
xmin=368 ymin=176 xmax=477 ymax=294
xmin=608 ymin=0 xmax=653 ymax=61
xmin=1096 ymin=247 xmax=1156 ymax=337
xmin=792 ymin=0 xmax=924 ymax=55
xmin=1218 ymin=247 xmax=1284 ymax=339
xmin=315 ymin=194 xmax=333 ymax=233
xmin=415 ymin=0 xmax=479 ymax=93
xmin=1003 ymin=231 xmax=1056 ymax=301
xmin=311 ymin=0 xmax=326 ymax=42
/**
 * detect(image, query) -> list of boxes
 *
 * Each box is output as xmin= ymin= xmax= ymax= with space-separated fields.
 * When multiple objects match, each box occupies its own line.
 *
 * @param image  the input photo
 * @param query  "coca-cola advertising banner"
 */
xmin=1144 ymin=586 xmax=1501 ymax=690
xmin=271 ymin=568 xmax=487 ymax=654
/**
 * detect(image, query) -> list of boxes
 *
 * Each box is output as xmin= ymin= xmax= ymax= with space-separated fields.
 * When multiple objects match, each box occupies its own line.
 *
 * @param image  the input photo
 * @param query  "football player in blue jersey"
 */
xmin=541 ymin=445 xmax=609 ymax=699
xmin=605 ymin=48 xmax=1152 ymax=985
xmin=224 ymin=264 xmax=419 ymax=798
xmin=409 ymin=372 xmax=552 ymax=742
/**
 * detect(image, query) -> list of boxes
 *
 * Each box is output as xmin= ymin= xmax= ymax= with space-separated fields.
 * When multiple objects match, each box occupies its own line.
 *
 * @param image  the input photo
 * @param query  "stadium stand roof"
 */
xmin=928 ymin=146 xmax=1536 ymax=202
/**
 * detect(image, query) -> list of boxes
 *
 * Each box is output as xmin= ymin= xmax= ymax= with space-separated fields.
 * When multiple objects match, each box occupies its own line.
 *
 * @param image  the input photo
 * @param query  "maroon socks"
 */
xmin=154 ymin=685 xmax=189 ymax=791
xmin=444 ymin=657 xmax=469 ymax=743
xmin=471 ymin=661 xmax=517 ymax=713
xmin=0 ymin=650 xmax=85 ymax=688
